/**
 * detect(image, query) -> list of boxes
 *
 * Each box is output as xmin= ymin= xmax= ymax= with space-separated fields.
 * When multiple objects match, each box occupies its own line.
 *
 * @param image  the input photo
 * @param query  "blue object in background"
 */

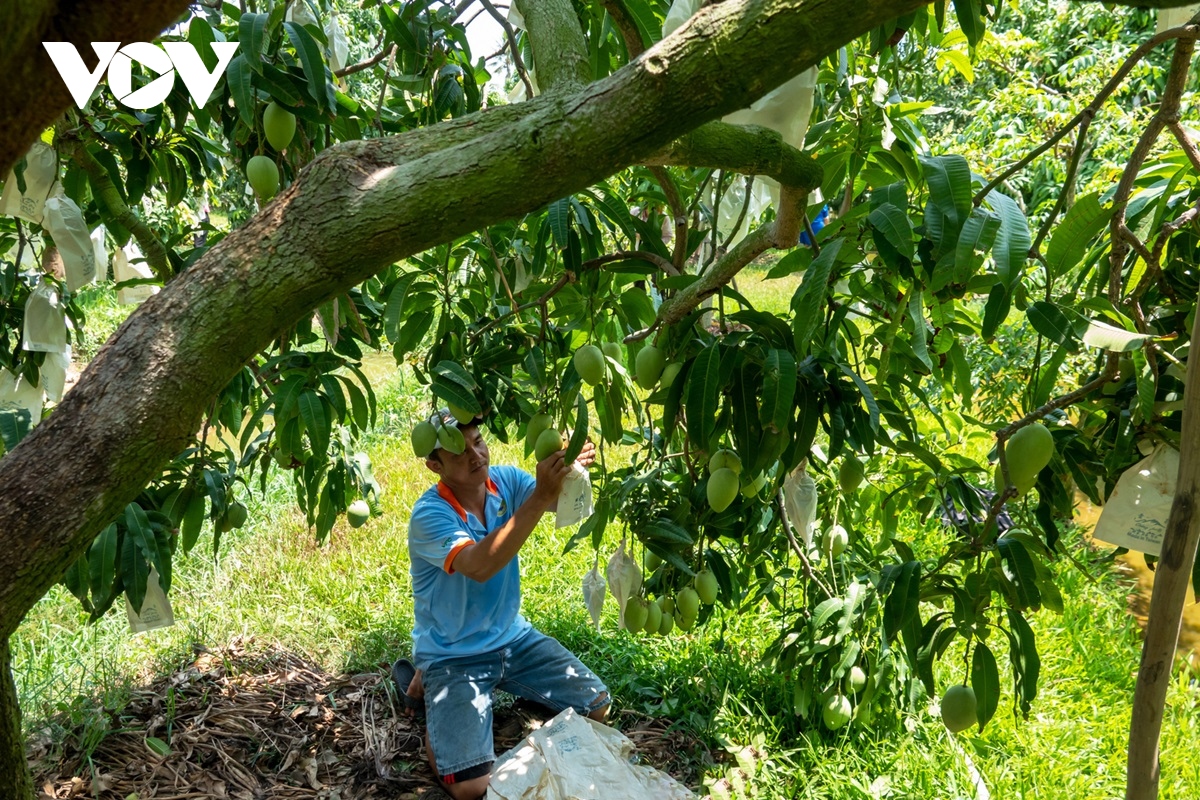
xmin=799 ymin=203 xmax=830 ymax=246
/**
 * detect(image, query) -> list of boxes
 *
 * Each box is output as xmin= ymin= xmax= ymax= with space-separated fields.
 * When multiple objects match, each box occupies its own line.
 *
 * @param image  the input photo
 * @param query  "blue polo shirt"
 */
xmin=408 ymin=465 xmax=537 ymax=670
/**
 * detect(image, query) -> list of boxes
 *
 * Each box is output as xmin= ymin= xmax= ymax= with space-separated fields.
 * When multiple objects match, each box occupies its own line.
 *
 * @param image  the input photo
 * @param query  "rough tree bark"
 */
xmin=0 ymin=642 xmax=30 ymax=800
xmin=0 ymin=0 xmax=192 ymax=176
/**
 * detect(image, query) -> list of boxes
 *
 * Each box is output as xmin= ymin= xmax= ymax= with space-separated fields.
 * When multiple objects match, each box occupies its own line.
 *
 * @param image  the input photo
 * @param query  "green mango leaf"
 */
xmin=954 ymin=206 xmax=1000 ymax=283
xmin=920 ymin=154 xmax=972 ymax=231
xmin=238 ymin=12 xmax=270 ymax=71
xmin=1045 ymin=193 xmax=1112 ymax=280
xmin=433 ymin=360 xmax=478 ymax=391
xmin=1081 ymin=318 xmax=1153 ymax=353
xmin=181 ymin=491 xmax=206 ymax=555
xmin=0 ymin=407 xmax=32 ymax=453
xmin=1026 ymin=301 xmax=1080 ymax=349
xmin=971 ymin=641 xmax=1000 ymax=731
xmin=998 ymin=537 xmax=1041 ymax=611
xmin=981 ymin=283 xmax=1010 ymax=339
xmin=225 ymin=54 xmax=256 ymax=128
xmin=121 ymin=531 xmax=151 ymax=614
xmin=563 ymin=393 xmax=589 ymax=465
xmin=760 ymin=349 xmax=797 ymax=434
xmin=643 ymin=518 xmax=694 ymax=545
xmin=686 ymin=344 xmax=721 ymax=449
xmin=285 ymin=21 xmax=329 ymax=112
xmin=431 ymin=374 xmax=481 ymax=415
xmin=89 ymin=523 xmax=119 ymax=606
xmin=1005 ymin=607 xmax=1041 ymax=715
xmin=883 ymin=560 xmax=922 ymax=645
xmin=791 ymin=238 xmax=842 ymax=356
xmin=548 ymin=198 xmax=571 ymax=250
xmin=985 ymin=190 xmax=1030 ymax=288
xmin=907 ymin=292 xmax=933 ymax=371
xmin=952 ymin=0 xmax=985 ymax=46
xmin=298 ymin=390 xmax=330 ymax=460
xmin=868 ymin=203 xmax=914 ymax=259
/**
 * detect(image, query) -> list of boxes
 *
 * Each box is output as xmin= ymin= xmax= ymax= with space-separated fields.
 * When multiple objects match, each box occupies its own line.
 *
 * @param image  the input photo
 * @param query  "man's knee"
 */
xmin=444 ymin=774 xmax=490 ymax=800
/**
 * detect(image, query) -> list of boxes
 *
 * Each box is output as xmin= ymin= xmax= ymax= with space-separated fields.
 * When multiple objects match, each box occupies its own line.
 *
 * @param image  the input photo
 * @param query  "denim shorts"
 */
xmin=422 ymin=627 xmax=610 ymax=777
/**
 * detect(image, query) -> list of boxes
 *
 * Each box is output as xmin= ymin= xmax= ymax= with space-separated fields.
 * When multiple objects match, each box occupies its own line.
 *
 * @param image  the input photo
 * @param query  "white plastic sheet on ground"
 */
xmin=487 ymin=707 xmax=696 ymax=800
xmin=1092 ymin=445 xmax=1179 ymax=557
xmin=43 ymin=194 xmax=97 ymax=291
xmin=0 ymin=141 xmax=58 ymax=225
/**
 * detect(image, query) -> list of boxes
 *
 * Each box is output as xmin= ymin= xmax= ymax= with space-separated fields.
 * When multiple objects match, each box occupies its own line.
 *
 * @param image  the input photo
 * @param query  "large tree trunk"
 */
xmin=0 ymin=639 xmax=34 ymax=800
xmin=0 ymin=0 xmax=191 ymax=176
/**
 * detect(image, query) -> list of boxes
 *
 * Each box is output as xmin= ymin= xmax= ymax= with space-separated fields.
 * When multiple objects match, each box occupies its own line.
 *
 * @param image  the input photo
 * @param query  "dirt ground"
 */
xmin=28 ymin=638 xmax=712 ymax=799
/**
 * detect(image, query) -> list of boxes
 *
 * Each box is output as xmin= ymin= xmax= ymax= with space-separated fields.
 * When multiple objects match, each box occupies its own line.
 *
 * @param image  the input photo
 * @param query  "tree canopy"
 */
xmin=2 ymin=1 xmax=1200 ymax=798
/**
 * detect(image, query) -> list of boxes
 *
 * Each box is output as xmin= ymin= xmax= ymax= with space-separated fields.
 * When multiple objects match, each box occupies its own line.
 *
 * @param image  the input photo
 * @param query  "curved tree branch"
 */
xmin=647 ymin=121 xmax=822 ymax=192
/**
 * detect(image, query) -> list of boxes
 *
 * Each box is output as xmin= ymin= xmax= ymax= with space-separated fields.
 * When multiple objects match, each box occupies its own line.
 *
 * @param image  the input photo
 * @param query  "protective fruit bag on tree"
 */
xmin=581 ymin=558 xmax=606 ymax=630
xmin=285 ymin=1 xmax=316 ymax=27
xmin=783 ymin=464 xmax=818 ymax=547
xmin=1158 ymin=3 xmax=1200 ymax=33
xmin=22 ymin=280 xmax=68 ymax=353
xmin=124 ymin=566 xmax=174 ymax=634
xmin=0 ymin=141 xmax=58 ymax=224
xmin=113 ymin=242 xmax=159 ymax=305
xmin=556 ymin=462 xmax=594 ymax=528
xmin=606 ymin=539 xmax=642 ymax=630
xmin=42 ymin=194 xmax=97 ymax=292
xmin=662 ymin=0 xmax=703 ymax=36
xmin=325 ymin=14 xmax=349 ymax=75
xmin=84 ymin=225 xmax=110 ymax=282
xmin=40 ymin=348 xmax=70 ymax=403
xmin=0 ymin=368 xmax=44 ymax=424
xmin=1092 ymin=444 xmax=1179 ymax=558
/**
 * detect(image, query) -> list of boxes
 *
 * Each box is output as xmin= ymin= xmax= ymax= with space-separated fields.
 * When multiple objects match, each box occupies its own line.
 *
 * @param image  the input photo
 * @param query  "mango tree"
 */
xmin=0 ymin=2 xmax=1198 ymax=799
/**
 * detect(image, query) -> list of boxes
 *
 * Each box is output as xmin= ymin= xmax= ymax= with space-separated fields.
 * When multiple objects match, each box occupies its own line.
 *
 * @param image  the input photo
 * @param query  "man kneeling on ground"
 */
xmin=400 ymin=410 xmax=609 ymax=800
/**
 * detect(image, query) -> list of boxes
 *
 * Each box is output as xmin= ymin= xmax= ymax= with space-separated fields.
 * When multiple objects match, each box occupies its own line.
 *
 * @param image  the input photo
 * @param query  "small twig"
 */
xmin=478 ymin=0 xmax=535 ymax=98
xmin=975 ymin=25 xmax=1200 ymax=206
xmin=335 ymin=44 xmax=395 ymax=78
xmin=776 ymin=492 xmax=835 ymax=598
xmin=580 ymin=250 xmax=679 ymax=276
xmin=1168 ymin=120 xmax=1200 ymax=173
xmin=481 ymin=227 xmax=517 ymax=310
xmin=375 ymin=45 xmax=397 ymax=137
xmin=1031 ymin=120 xmax=1092 ymax=258
xmin=648 ymin=165 xmax=689 ymax=272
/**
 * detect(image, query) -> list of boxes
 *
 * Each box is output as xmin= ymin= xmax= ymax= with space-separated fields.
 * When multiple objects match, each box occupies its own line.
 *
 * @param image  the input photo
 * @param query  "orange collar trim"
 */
xmin=436 ymin=479 xmax=500 ymax=523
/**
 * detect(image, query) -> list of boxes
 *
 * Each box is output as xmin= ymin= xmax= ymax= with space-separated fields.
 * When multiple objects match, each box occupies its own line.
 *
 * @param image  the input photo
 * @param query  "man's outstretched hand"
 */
xmin=534 ymin=439 xmax=596 ymax=506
